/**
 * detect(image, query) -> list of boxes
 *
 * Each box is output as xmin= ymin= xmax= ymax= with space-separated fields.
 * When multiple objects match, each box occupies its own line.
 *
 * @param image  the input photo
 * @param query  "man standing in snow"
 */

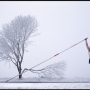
xmin=85 ymin=38 xmax=90 ymax=64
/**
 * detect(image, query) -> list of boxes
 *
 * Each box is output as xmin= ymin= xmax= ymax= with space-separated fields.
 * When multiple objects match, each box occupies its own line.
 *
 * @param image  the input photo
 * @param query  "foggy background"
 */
xmin=0 ymin=1 xmax=90 ymax=78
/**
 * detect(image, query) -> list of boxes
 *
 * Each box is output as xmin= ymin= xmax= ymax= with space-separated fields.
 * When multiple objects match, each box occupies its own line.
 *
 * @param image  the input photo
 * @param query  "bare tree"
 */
xmin=0 ymin=15 xmax=38 ymax=79
xmin=30 ymin=61 xmax=67 ymax=79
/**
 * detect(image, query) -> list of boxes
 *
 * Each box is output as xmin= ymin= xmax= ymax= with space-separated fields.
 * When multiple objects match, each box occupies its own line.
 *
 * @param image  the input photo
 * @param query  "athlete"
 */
xmin=85 ymin=37 xmax=90 ymax=63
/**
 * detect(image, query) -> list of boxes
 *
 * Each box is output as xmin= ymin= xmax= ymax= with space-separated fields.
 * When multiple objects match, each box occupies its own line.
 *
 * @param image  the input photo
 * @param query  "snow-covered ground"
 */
xmin=0 ymin=77 xmax=90 ymax=83
xmin=0 ymin=83 xmax=90 ymax=89
xmin=0 ymin=77 xmax=90 ymax=89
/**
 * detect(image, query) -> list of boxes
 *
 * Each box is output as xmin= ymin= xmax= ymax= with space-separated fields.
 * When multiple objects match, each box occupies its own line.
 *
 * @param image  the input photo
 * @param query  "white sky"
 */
xmin=0 ymin=1 xmax=90 ymax=78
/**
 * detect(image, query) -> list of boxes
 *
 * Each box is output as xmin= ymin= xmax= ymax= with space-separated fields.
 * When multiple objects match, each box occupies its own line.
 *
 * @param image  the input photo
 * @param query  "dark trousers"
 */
xmin=89 ymin=58 xmax=90 ymax=64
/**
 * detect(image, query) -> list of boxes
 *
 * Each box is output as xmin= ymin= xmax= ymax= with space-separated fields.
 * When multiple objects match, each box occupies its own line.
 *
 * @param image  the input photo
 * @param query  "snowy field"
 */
xmin=0 ymin=77 xmax=90 ymax=89
xmin=0 ymin=77 xmax=90 ymax=83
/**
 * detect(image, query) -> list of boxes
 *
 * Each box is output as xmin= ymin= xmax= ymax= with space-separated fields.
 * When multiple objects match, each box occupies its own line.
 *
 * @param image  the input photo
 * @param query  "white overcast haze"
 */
xmin=0 ymin=1 xmax=90 ymax=79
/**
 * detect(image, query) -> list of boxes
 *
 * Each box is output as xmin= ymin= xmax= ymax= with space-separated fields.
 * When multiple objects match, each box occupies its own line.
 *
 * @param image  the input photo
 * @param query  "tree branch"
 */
xmin=10 ymin=58 xmax=17 ymax=66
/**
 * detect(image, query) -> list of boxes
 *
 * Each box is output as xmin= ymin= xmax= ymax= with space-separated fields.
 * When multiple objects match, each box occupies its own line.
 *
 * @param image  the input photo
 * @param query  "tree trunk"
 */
xmin=19 ymin=70 xmax=22 ymax=79
xmin=18 ymin=62 xmax=22 ymax=79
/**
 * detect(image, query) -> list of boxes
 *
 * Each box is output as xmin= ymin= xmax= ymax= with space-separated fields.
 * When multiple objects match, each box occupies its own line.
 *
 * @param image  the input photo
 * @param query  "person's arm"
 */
xmin=85 ymin=38 xmax=90 ymax=50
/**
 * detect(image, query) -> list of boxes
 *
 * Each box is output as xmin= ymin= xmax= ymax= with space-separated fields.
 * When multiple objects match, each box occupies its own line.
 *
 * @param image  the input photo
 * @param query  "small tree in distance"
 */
xmin=0 ymin=15 xmax=38 ymax=79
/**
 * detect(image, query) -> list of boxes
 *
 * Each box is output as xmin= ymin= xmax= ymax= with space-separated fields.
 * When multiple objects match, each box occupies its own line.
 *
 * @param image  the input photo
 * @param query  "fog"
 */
xmin=0 ymin=1 xmax=90 ymax=78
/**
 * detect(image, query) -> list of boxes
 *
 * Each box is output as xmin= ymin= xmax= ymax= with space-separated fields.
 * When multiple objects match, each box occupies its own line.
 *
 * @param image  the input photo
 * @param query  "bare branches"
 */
xmin=9 ymin=58 xmax=17 ymax=66
xmin=30 ymin=61 xmax=67 ymax=79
